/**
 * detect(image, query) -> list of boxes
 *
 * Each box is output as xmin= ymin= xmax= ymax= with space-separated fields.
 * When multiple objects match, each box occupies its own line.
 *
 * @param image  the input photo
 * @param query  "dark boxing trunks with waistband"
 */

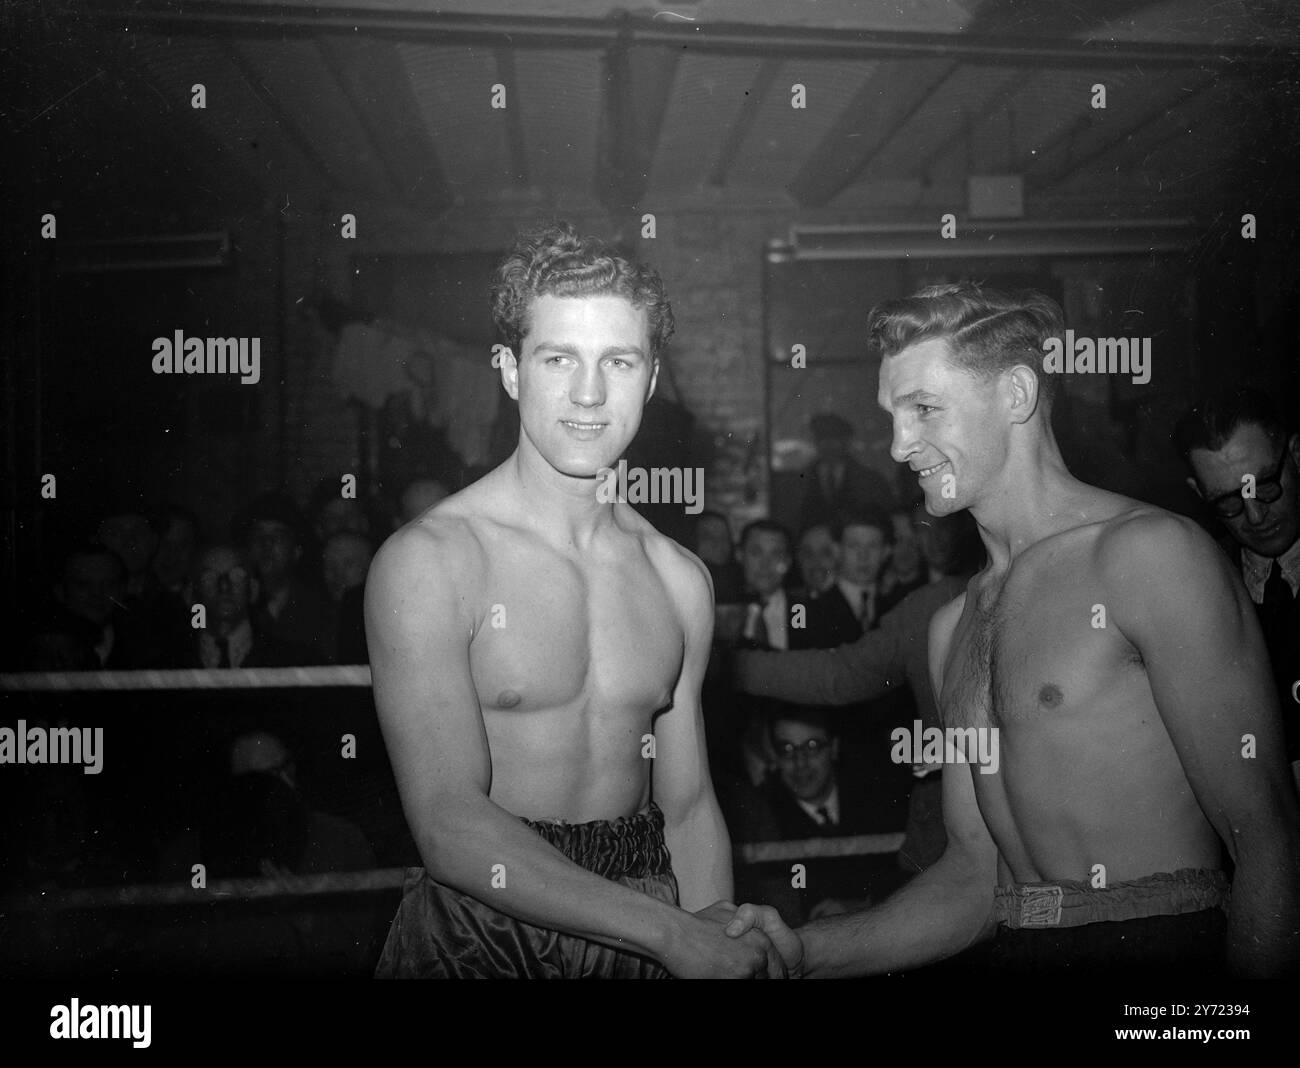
xmin=984 ymin=867 xmax=1229 ymax=974
xmin=375 ymin=802 xmax=679 ymax=978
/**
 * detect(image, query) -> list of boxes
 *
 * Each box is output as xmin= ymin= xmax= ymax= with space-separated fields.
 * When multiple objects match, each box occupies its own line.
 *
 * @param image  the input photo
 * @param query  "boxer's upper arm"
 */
xmin=652 ymin=549 xmax=716 ymax=814
xmin=1102 ymin=513 xmax=1300 ymax=856
xmin=364 ymin=522 xmax=489 ymax=843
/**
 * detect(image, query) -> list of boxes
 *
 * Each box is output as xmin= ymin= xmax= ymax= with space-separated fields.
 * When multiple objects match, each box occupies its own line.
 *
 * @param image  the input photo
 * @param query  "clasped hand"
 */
xmin=669 ymin=900 xmax=804 ymax=978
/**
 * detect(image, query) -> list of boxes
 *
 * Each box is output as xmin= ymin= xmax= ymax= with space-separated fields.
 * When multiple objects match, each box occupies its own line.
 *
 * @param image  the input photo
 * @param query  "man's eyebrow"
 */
xmin=532 ymin=341 xmax=647 ymax=359
xmin=893 ymin=388 xmax=939 ymax=406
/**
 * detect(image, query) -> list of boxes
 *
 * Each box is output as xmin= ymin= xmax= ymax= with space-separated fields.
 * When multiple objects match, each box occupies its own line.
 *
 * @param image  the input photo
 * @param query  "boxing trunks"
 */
xmin=376 ymin=802 xmax=679 ymax=978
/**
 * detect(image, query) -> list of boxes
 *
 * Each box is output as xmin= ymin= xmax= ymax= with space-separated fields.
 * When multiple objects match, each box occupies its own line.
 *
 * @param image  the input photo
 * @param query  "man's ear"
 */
xmin=1005 ymin=365 xmax=1041 ymax=425
xmin=830 ymin=737 xmax=841 ymax=763
xmin=1185 ymin=475 xmax=1203 ymax=500
xmin=499 ymin=347 xmax=520 ymax=400
xmin=1288 ymin=431 xmax=1300 ymax=470
xmin=646 ymin=357 xmax=660 ymax=402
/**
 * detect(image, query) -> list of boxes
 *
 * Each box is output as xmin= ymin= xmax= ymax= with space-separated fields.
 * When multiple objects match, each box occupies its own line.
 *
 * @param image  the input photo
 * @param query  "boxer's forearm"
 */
xmin=662 ymin=792 xmax=733 ymax=912
xmin=416 ymin=797 xmax=687 ymax=963
xmin=1224 ymin=838 xmax=1300 ymax=976
xmin=799 ymin=852 xmax=994 ymax=978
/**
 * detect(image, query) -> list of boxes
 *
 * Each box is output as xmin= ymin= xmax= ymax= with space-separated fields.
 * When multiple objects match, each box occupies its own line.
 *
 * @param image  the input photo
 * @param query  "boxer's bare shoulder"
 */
xmin=629 ymin=507 xmax=715 ymax=631
xmin=1091 ymin=505 xmax=1241 ymax=606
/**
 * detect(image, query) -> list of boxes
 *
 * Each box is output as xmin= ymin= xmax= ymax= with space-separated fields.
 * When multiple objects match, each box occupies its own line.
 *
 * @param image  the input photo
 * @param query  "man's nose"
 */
xmin=570 ymin=363 xmax=606 ymax=407
xmin=1242 ymin=498 xmax=1272 ymax=526
xmin=889 ymin=420 xmax=916 ymax=464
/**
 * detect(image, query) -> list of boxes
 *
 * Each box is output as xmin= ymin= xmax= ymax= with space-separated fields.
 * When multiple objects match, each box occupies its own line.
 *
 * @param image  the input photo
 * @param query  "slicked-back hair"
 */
xmin=869 ymin=282 xmax=1064 ymax=412
xmin=490 ymin=221 xmax=675 ymax=360
xmin=1172 ymin=386 xmax=1292 ymax=466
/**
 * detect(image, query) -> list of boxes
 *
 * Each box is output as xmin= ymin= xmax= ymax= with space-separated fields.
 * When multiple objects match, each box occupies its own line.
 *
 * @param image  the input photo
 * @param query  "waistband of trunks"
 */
xmin=993 ymin=867 xmax=1229 ymax=930
xmin=520 ymin=801 xmax=672 ymax=880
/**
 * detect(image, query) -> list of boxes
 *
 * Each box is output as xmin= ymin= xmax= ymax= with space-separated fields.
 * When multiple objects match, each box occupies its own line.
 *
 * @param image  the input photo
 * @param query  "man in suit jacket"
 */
xmin=736 ymin=519 xmax=801 ymax=651
xmin=179 ymin=544 xmax=308 ymax=669
xmin=799 ymin=412 xmax=895 ymax=531
xmin=1176 ymin=388 xmax=1300 ymax=772
xmin=237 ymin=493 xmax=334 ymax=665
xmin=30 ymin=543 xmax=169 ymax=670
xmin=762 ymin=707 xmax=905 ymax=914
xmin=803 ymin=506 xmax=911 ymax=648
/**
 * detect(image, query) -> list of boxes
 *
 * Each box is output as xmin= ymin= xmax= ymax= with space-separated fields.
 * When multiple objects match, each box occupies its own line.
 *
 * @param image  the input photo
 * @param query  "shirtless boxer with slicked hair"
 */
xmin=367 ymin=222 xmax=783 ymax=978
xmin=728 ymin=282 xmax=1300 ymax=977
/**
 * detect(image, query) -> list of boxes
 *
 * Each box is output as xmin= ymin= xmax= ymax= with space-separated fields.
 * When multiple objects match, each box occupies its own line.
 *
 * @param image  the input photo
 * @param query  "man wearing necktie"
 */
xmin=1178 ymin=389 xmax=1300 ymax=777
xmin=761 ymin=709 xmax=897 ymax=917
xmin=737 ymin=519 xmax=797 ymax=651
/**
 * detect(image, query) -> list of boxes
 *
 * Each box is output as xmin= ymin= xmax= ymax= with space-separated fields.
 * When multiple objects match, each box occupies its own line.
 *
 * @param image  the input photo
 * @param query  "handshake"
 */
xmin=666 ymin=900 xmax=806 ymax=979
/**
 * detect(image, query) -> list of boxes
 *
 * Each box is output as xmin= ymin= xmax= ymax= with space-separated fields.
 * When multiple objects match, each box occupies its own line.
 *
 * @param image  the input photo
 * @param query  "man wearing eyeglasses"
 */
xmin=1176 ymin=388 xmax=1300 ymax=776
xmin=179 ymin=544 xmax=307 ymax=668
xmin=764 ymin=709 xmax=891 ymax=918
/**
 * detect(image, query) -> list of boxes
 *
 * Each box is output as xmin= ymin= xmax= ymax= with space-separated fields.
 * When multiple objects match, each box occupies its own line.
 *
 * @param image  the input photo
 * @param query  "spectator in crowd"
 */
xmin=321 ymin=532 xmax=375 ymax=664
xmin=237 ymin=493 xmax=333 ymax=664
xmin=765 ymin=708 xmax=877 ymax=837
xmin=800 ymin=412 xmax=895 ymax=530
xmin=97 ymin=505 xmax=188 ymax=656
xmin=150 ymin=503 xmax=201 ymax=599
xmin=736 ymin=519 xmax=803 ymax=652
xmin=881 ymin=505 xmax=928 ymax=603
xmin=692 ymin=510 xmax=744 ymax=605
xmin=793 ymin=522 xmax=839 ymax=600
xmin=322 ymin=532 xmax=374 ymax=606
xmin=1175 ymin=387 xmax=1300 ymax=772
xmin=762 ymin=708 xmax=901 ymax=918
xmin=96 ymin=506 xmax=159 ymax=606
xmin=180 ymin=544 xmax=308 ymax=668
xmin=309 ymin=480 xmax=373 ymax=544
xmin=803 ymin=507 xmax=902 ymax=649
xmin=227 ymin=729 xmax=376 ymax=874
xmin=28 ymin=543 xmax=164 ymax=669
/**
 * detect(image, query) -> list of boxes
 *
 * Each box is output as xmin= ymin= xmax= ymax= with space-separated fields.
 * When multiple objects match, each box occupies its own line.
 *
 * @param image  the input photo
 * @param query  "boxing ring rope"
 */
xmin=0 ymin=666 xmax=373 ymax=691
xmin=4 ymin=832 xmax=907 ymax=914
xmin=2 ymin=666 xmax=904 ymax=912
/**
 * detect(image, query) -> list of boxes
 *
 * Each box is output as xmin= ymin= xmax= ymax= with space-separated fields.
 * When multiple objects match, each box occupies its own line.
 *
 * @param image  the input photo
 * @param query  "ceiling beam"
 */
xmin=494 ymin=47 xmax=529 ymax=188
xmin=1031 ymin=73 xmax=1222 ymax=191
xmin=314 ymin=36 xmax=405 ymax=200
xmin=85 ymin=3 xmax=1300 ymax=69
xmin=597 ymin=14 xmax=680 ymax=215
xmin=707 ymin=58 xmax=784 ymax=188
xmin=915 ymin=68 xmax=1028 ymax=183
xmin=218 ymin=38 xmax=340 ymax=188
xmin=315 ymin=34 xmax=453 ymax=209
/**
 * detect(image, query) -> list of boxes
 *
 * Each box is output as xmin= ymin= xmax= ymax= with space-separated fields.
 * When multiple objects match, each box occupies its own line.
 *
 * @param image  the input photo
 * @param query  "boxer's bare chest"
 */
xmin=942 ymin=531 xmax=1135 ymax=730
xmin=469 ymin=533 xmax=684 ymax=717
